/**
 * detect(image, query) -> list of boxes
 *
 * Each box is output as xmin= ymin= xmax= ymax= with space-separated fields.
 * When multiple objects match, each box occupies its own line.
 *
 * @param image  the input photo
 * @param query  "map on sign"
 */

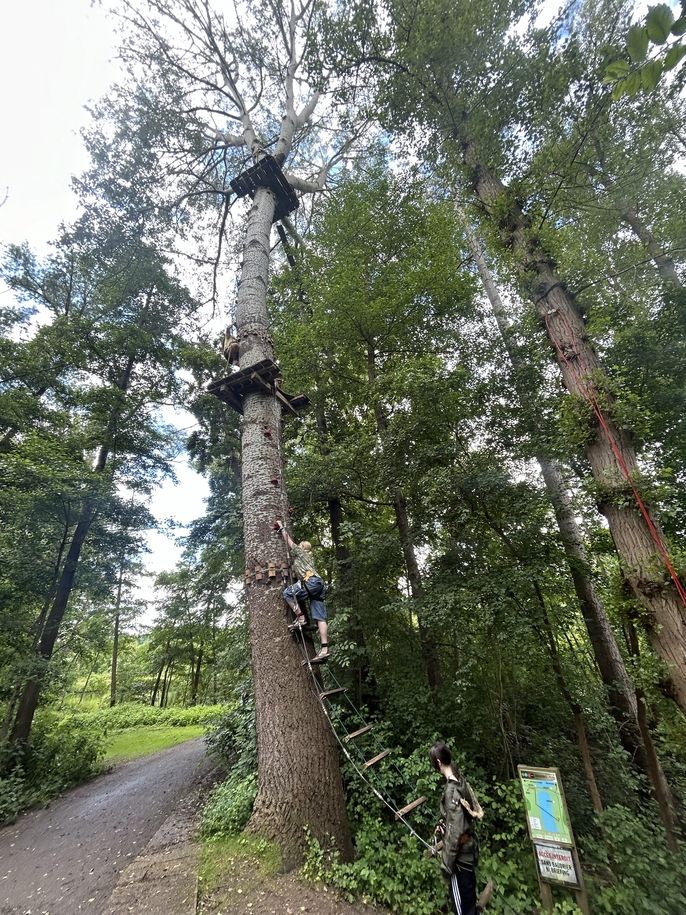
xmin=519 ymin=767 xmax=572 ymax=845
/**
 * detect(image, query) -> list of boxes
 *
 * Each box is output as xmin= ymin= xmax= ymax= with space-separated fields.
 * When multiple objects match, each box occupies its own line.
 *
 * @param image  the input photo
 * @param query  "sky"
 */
xmin=0 ymin=0 xmax=211 ymax=624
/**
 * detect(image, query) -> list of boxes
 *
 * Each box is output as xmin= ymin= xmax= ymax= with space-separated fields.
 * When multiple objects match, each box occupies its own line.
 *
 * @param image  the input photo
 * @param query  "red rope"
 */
xmin=542 ymin=307 xmax=686 ymax=609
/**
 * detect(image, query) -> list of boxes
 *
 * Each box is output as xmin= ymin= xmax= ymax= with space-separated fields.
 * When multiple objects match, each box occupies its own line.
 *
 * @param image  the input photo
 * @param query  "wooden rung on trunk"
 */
xmin=395 ymin=796 xmax=427 ymax=819
xmin=319 ymin=687 xmax=346 ymax=700
xmin=363 ymin=749 xmax=391 ymax=769
xmin=344 ymin=724 xmax=374 ymax=742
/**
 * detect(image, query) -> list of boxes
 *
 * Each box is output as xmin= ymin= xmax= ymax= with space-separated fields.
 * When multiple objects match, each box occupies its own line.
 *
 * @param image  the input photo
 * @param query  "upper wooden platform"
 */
xmin=230 ymin=155 xmax=299 ymax=223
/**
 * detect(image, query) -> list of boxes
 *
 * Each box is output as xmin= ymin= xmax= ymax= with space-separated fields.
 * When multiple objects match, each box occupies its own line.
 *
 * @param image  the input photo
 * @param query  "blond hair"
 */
xmin=299 ymin=540 xmax=312 ymax=552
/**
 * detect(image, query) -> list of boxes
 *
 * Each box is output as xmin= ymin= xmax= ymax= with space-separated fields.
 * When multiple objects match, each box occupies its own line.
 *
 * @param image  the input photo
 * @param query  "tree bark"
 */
xmin=625 ymin=620 xmax=680 ymax=849
xmin=110 ymin=552 xmax=126 ymax=708
xmin=464 ymin=220 xmax=683 ymax=813
xmin=366 ymin=344 xmax=442 ymax=690
xmin=619 ymin=206 xmax=683 ymax=293
xmin=191 ymin=648 xmax=203 ymax=705
xmin=150 ymin=652 xmax=167 ymax=706
xmin=235 ymin=184 xmax=352 ymax=868
xmin=457 ymin=128 xmax=686 ymax=710
xmin=534 ymin=583 xmax=603 ymax=814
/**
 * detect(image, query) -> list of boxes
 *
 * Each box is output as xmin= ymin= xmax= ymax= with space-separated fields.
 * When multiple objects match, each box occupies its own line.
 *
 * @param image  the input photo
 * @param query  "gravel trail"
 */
xmin=0 ymin=738 xmax=213 ymax=915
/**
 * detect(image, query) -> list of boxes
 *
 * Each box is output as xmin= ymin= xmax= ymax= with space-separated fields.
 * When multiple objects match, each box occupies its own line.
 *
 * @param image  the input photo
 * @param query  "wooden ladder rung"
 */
xmin=395 ymin=796 xmax=427 ymax=819
xmin=344 ymin=724 xmax=374 ymax=742
xmin=319 ymin=687 xmax=346 ymax=699
xmin=363 ymin=749 xmax=391 ymax=769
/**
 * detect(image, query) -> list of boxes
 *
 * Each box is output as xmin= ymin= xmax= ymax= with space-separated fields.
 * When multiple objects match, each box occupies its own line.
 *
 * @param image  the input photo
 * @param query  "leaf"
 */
xmin=664 ymin=44 xmax=686 ymax=70
xmin=627 ymin=25 xmax=650 ymax=61
xmin=641 ymin=58 xmax=664 ymax=90
xmin=646 ymin=4 xmax=675 ymax=44
xmin=604 ymin=59 xmax=630 ymax=80
xmin=611 ymin=78 xmax=629 ymax=100
xmin=625 ymin=70 xmax=643 ymax=94
xmin=671 ymin=16 xmax=686 ymax=36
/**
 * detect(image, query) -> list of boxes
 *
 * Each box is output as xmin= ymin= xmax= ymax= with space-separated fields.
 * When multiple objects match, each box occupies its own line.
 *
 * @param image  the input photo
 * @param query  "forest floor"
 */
xmin=198 ymin=835 xmax=391 ymax=915
xmin=0 ymin=737 xmax=214 ymax=914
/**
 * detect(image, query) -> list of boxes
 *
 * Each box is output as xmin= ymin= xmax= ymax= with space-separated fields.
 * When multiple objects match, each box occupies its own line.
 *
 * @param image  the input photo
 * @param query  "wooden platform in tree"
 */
xmin=319 ymin=687 xmax=346 ymax=700
xmin=230 ymin=155 xmax=299 ymax=223
xmin=208 ymin=359 xmax=309 ymax=416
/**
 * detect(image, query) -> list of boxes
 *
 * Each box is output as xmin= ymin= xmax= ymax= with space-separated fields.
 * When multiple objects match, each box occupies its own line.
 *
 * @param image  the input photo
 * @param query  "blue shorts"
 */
xmin=283 ymin=575 xmax=327 ymax=621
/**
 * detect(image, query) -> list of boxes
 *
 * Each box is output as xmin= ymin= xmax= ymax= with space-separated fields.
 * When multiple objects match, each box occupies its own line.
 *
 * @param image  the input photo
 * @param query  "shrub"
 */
xmin=200 ymin=770 xmax=258 ymax=838
xmin=584 ymin=806 xmax=686 ymax=915
xmin=67 ymin=702 xmax=226 ymax=732
xmin=0 ymin=714 xmax=105 ymax=824
xmin=204 ymin=696 xmax=256 ymax=775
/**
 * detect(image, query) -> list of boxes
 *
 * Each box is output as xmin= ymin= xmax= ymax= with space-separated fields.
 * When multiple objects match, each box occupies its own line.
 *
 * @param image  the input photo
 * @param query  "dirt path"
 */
xmin=0 ymin=737 xmax=214 ymax=915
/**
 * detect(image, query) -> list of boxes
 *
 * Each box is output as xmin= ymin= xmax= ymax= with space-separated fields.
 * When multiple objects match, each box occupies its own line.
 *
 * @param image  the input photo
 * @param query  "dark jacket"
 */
xmin=439 ymin=775 xmax=477 ymax=875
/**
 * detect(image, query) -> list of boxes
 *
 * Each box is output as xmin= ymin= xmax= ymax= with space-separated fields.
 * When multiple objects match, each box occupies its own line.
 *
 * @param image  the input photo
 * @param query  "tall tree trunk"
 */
xmin=160 ymin=659 xmax=173 ymax=709
xmin=457 ymin=129 xmax=686 ymax=710
xmin=150 ymin=652 xmax=167 ymax=706
xmin=191 ymin=648 xmax=203 ymax=705
xmin=534 ymin=583 xmax=603 ymax=814
xmin=235 ymin=183 xmax=352 ymax=867
xmin=625 ymin=620 xmax=680 ymax=849
xmin=464 ymin=220 xmax=681 ymax=813
xmin=109 ymin=551 xmax=126 ymax=708
xmin=10 ymin=356 xmax=136 ymax=745
xmin=314 ymin=403 xmax=375 ymax=708
xmin=620 ymin=206 xmax=683 ymax=293
xmin=366 ymin=344 xmax=442 ymax=691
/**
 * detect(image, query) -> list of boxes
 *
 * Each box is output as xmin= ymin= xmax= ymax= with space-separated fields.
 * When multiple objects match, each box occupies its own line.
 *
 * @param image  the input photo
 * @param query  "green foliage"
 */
xmin=605 ymin=3 xmax=686 ymax=96
xmin=67 ymin=702 xmax=225 ymax=731
xmin=303 ymin=821 xmax=444 ymax=915
xmin=201 ymin=695 xmax=258 ymax=837
xmin=204 ymin=696 xmax=256 ymax=775
xmin=0 ymin=714 xmax=105 ymax=824
xmin=584 ymin=806 xmax=686 ymax=914
xmin=200 ymin=770 xmax=258 ymax=838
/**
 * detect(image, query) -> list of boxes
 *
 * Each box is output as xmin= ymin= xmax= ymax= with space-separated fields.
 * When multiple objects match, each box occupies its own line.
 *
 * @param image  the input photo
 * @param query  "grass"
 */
xmin=199 ymin=834 xmax=281 ymax=898
xmin=103 ymin=724 xmax=205 ymax=763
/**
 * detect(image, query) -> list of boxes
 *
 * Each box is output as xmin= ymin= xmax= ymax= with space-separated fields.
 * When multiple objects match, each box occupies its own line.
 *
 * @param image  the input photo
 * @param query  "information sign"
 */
xmin=534 ymin=843 xmax=579 ymax=887
xmin=519 ymin=766 xmax=573 ymax=845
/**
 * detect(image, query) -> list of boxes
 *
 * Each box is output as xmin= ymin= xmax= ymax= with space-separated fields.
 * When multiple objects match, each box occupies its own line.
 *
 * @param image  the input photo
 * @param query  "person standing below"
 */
xmin=430 ymin=741 xmax=483 ymax=915
xmin=274 ymin=519 xmax=329 ymax=663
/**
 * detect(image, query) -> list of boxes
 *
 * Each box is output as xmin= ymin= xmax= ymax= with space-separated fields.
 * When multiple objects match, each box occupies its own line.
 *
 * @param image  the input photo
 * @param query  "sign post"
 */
xmin=518 ymin=766 xmax=591 ymax=914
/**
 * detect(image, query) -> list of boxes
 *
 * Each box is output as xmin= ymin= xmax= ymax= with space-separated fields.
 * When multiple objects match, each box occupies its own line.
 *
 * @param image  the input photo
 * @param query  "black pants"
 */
xmin=448 ymin=865 xmax=477 ymax=915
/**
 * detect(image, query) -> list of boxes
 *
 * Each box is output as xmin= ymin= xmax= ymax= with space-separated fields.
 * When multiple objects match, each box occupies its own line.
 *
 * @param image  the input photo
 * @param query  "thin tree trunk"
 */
xmin=620 ymin=206 xmax=683 ymax=292
xmin=235 ymin=184 xmax=352 ymax=867
xmin=150 ymin=655 xmax=166 ymax=706
xmin=191 ymin=648 xmax=203 ymax=705
xmin=10 ymin=355 xmax=136 ymax=746
xmin=314 ymin=403 xmax=375 ymax=708
xmin=79 ymin=660 xmax=97 ymax=704
xmin=366 ymin=344 xmax=442 ymax=691
xmin=458 ymin=131 xmax=686 ymax=710
xmin=110 ymin=551 xmax=126 ymax=708
xmin=625 ymin=620 xmax=680 ymax=849
xmin=534 ymin=583 xmax=603 ymax=814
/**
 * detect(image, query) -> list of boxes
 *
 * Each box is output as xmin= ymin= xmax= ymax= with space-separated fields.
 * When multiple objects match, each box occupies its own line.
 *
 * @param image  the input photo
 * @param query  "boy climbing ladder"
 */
xmin=274 ymin=519 xmax=329 ymax=664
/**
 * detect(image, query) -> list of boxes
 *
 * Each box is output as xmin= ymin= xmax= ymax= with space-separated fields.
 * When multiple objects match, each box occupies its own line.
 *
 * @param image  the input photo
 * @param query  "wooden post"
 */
xmin=539 ymin=879 xmax=554 ymax=913
xmin=573 ymin=847 xmax=591 ymax=915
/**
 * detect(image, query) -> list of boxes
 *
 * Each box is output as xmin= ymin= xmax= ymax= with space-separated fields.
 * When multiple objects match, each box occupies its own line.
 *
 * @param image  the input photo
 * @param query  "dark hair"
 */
xmin=429 ymin=741 xmax=452 ymax=772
